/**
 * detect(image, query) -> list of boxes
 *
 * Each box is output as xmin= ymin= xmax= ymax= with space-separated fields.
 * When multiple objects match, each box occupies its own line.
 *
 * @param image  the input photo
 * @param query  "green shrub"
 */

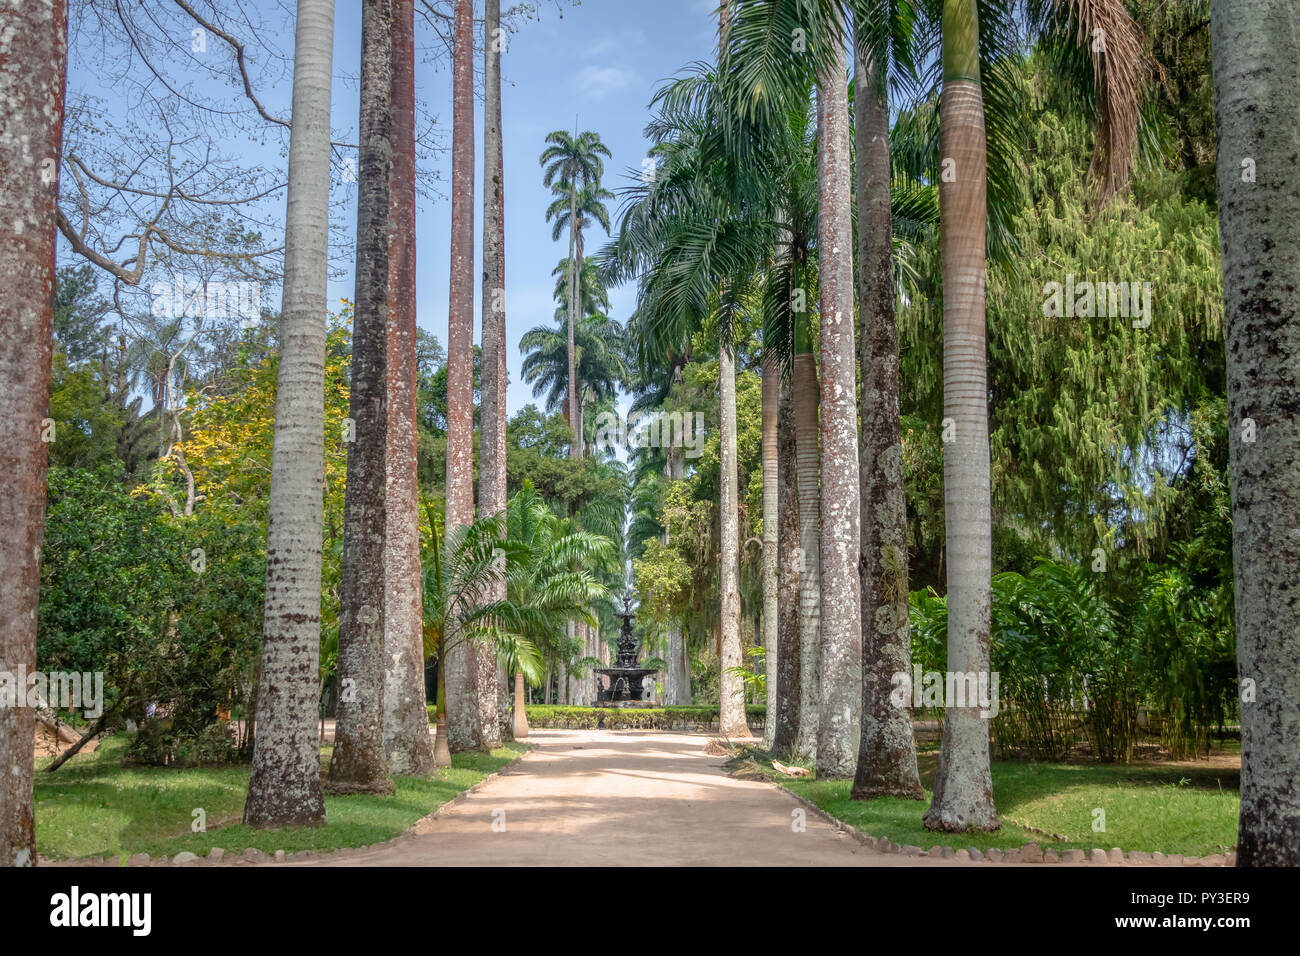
xmin=522 ymin=705 xmax=764 ymax=730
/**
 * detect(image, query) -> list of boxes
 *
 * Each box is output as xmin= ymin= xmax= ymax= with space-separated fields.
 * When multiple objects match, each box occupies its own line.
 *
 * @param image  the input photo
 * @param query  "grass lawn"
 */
xmin=743 ymin=743 xmax=1239 ymax=856
xmin=35 ymin=735 xmax=529 ymax=862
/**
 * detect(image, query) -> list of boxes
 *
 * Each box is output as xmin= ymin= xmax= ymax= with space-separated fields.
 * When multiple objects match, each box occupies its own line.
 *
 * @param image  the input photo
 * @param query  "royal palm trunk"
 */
xmin=1210 ymin=0 xmax=1300 ymax=867
xmin=244 ymin=0 xmax=333 ymax=827
xmin=330 ymin=0 xmax=396 ymax=796
xmin=665 ymin=448 xmax=689 ymax=703
xmin=813 ymin=22 xmax=862 ymax=779
xmin=718 ymin=344 xmax=750 ymax=738
xmin=434 ymin=654 xmax=452 ymax=766
xmin=851 ymin=32 xmax=923 ymax=801
xmin=792 ymin=318 xmax=821 ymax=759
xmin=925 ymin=0 xmax=998 ymax=831
xmin=478 ymin=0 xmax=507 ymax=748
xmin=761 ymin=354 xmax=780 ymax=747
xmin=382 ymin=0 xmax=436 ymax=777
xmin=443 ymin=0 xmax=480 ymax=752
xmin=0 ymin=0 xmax=67 ymax=865
xmin=567 ymin=187 xmax=580 ymax=458
xmin=773 ymin=367 xmax=802 ymax=755
xmin=512 ymin=671 xmax=530 ymax=738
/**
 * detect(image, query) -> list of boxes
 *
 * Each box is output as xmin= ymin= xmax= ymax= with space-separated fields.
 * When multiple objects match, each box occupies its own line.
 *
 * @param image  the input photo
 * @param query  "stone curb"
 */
xmin=754 ymin=774 xmax=1235 ymax=867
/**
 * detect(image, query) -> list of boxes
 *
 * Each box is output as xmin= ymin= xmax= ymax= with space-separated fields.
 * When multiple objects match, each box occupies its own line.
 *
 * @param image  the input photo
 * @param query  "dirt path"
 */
xmin=288 ymin=729 xmax=964 ymax=867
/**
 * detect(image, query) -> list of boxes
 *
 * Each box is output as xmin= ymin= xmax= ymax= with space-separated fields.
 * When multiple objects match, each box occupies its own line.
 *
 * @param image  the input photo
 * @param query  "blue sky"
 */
xmin=328 ymin=0 xmax=722 ymax=416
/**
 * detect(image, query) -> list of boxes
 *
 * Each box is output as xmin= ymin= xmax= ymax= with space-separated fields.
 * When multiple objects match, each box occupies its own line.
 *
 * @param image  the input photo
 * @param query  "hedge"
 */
xmin=426 ymin=704 xmax=766 ymax=731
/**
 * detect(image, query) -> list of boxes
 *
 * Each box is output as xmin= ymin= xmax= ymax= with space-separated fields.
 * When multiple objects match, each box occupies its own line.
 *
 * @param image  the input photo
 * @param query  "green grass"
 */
xmin=749 ymin=746 xmax=1240 ymax=856
xmin=35 ymin=735 xmax=529 ymax=862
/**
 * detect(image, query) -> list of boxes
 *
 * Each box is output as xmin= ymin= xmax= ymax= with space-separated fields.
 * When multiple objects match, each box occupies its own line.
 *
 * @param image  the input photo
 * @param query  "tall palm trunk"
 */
xmin=434 ymin=652 xmax=451 ymax=766
xmin=566 ymin=184 xmax=580 ymax=458
xmin=851 ymin=29 xmax=923 ymax=801
xmin=664 ymin=448 xmax=689 ymax=704
xmin=443 ymin=0 xmax=480 ymax=753
xmin=813 ymin=20 xmax=862 ymax=779
xmin=925 ymin=0 xmax=998 ymax=831
xmin=792 ymin=310 xmax=821 ymax=759
xmin=477 ymin=0 xmax=506 ymax=748
xmin=1210 ymin=0 xmax=1300 ymax=867
xmin=773 ymin=366 xmax=802 ymax=755
xmin=330 ymin=0 xmax=396 ymax=795
xmin=718 ymin=343 xmax=750 ymax=738
xmin=512 ymin=671 xmax=530 ymax=738
xmin=0 ymin=0 xmax=67 ymax=866
xmin=761 ymin=354 xmax=780 ymax=747
xmin=382 ymin=0 xmax=435 ymax=777
xmin=244 ymin=0 xmax=333 ymax=827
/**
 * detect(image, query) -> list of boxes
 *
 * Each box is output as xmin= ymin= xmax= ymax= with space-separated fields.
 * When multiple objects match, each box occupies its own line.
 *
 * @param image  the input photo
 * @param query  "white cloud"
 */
xmin=572 ymin=64 xmax=639 ymax=100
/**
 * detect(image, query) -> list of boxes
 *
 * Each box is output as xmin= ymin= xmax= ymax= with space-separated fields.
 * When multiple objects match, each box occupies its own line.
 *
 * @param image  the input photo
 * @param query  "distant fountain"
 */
xmin=593 ymin=592 xmax=656 ymax=705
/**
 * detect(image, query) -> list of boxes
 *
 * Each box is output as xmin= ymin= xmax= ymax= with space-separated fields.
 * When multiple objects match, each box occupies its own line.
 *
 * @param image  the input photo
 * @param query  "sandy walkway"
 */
xmin=291 ymin=728 xmax=963 ymax=866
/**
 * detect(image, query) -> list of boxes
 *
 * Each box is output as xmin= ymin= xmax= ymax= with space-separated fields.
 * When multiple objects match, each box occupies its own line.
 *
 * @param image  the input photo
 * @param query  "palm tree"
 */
xmin=382 ymin=0 xmax=436 ymax=778
xmin=479 ymin=0 xmax=508 ymax=747
xmin=519 ymin=312 xmax=628 ymax=452
xmin=329 ymin=0 xmax=395 ymax=796
xmin=920 ymin=0 xmax=1151 ymax=830
xmin=552 ymin=258 xmax=612 ymax=319
xmin=545 ymin=181 xmax=614 ymax=457
xmin=1210 ymin=0 xmax=1300 ymax=867
xmin=420 ymin=505 xmax=513 ymax=767
xmin=0 ymin=0 xmax=68 ymax=866
xmin=244 ymin=0 xmax=335 ymax=828
xmin=546 ymin=183 xmax=614 ymax=279
xmin=443 ymin=0 xmax=480 ymax=753
xmin=539 ymin=129 xmax=612 ymax=458
xmin=501 ymin=482 xmax=614 ymax=716
xmin=602 ymin=62 xmax=769 ymax=740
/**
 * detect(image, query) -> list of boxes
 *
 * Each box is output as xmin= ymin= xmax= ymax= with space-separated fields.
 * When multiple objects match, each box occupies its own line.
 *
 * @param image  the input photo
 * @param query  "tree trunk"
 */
xmin=813 ymin=23 xmax=862 ymax=779
xmin=761 ymin=354 xmax=780 ymax=748
xmin=851 ymin=28 xmax=924 ymax=801
xmin=718 ymin=345 xmax=750 ymax=738
xmin=244 ymin=0 xmax=333 ymax=828
xmin=925 ymin=0 xmax=998 ymax=831
xmin=512 ymin=671 xmax=530 ymax=738
xmin=0 ymin=0 xmax=67 ymax=865
xmin=443 ymin=0 xmax=481 ymax=753
xmin=567 ymin=183 xmax=580 ymax=458
xmin=773 ymin=368 xmax=802 ymax=755
xmin=792 ymin=331 xmax=821 ymax=759
xmin=382 ymin=0 xmax=435 ymax=778
xmin=476 ymin=0 xmax=506 ymax=749
xmin=329 ymin=0 xmax=396 ymax=796
xmin=1210 ymin=0 xmax=1300 ymax=867
xmin=434 ymin=654 xmax=451 ymax=767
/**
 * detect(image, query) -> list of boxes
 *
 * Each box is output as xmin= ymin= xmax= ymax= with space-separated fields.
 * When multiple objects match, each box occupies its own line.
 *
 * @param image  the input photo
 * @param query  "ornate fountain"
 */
xmin=594 ymin=592 xmax=656 ymax=704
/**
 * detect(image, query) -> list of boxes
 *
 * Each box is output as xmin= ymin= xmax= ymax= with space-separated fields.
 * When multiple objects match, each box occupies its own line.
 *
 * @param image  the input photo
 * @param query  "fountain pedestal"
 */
xmin=594 ymin=596 xmax=655 ymax=704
